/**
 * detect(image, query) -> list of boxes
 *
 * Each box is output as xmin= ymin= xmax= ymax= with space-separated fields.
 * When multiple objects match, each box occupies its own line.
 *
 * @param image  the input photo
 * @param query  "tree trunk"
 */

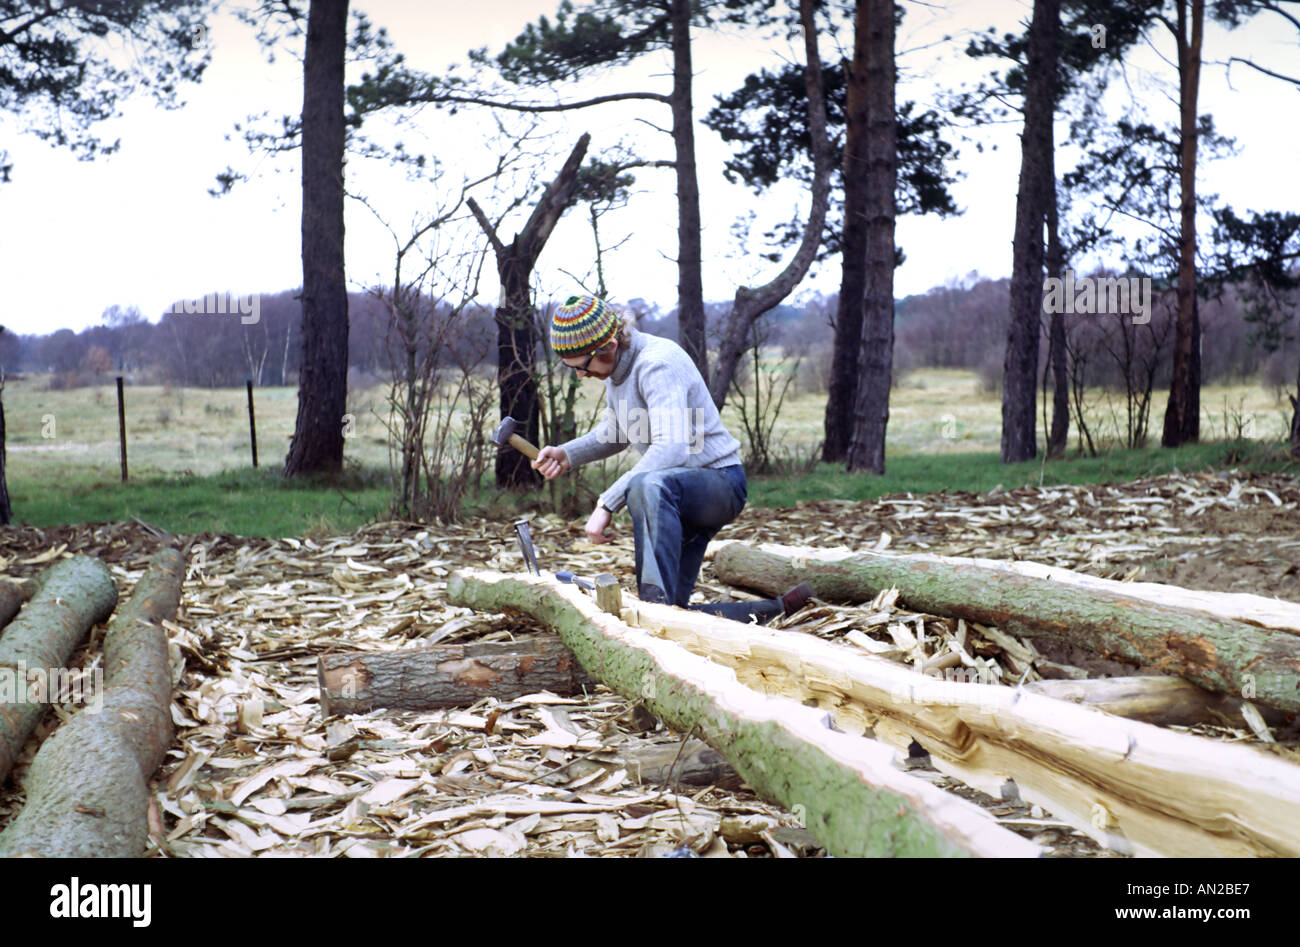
xmin=1161 ymin=0 xmax=1204 ymax=448
xmin=1000 ymin=0 xmax=1059 ymax=464
xmin=0 ymin=555 xmax=118 ymax=785
xmin=670 ymin=0 xmax=707 ymax=379
xmin=0 ymin=372 xmax=10 ymax=524
xmin=1045 ymin=141 xmax=1069 ymax=458
xmin=707 ymin=0 xmax=831 ymax=409
xmin=494 ymin=260 xmax=544 ymax=490
xmin=711 ymin=542 xmax=1300 ymax=714
xmin=0 ymin=547 xmax=185 ymax=857
xmin=317 ymin=637 xmax=598 ymax=715
xmin=446 ymin=569 xmax=1037 ymax=857
xmin=621 ymin=584 xmax=1300 ymax=858
xmin=1290 ymin=373 xmax=1300 ymax=459
xmin=845 ymin=0 xmax=896 ymax=473
xmin=284 ymin=0 xmax=350 ymax=478
xmin=822 ymin=0 xmax=870 ymax=464
xmin=471 ymin=134 xmax=591 ymax=490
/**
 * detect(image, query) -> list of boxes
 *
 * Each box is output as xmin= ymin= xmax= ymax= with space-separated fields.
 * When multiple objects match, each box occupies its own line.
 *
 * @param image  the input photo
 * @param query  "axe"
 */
xmin=513 ymin=518 xmax=541 ymax=576
xmin=555 ymin=570 xmax=596 ymax=591
xmin=510 ymin=523 xmax=599 ymax=592
xmin=491 ymin=416 xmax=540 ymax=460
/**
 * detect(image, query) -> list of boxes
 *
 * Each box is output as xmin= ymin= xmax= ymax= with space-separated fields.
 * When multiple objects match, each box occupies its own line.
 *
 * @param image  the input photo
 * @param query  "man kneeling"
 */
xmin=532 ymin=293 xmax=810 ymax=623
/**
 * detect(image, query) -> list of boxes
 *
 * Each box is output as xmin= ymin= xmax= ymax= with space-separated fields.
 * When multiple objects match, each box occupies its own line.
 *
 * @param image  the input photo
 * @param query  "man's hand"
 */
xmin=585 ymin=505 xmax=613 ymax=544
xmin=532 ymin=445 xmax=570 ymax=480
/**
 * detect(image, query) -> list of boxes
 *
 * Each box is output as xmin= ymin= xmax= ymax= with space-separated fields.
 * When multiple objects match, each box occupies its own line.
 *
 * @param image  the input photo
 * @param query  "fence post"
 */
xmin=116 ymin=376 xmax=128 ymax=483
xmin=246 ymin=379 xmax=259 ymax=468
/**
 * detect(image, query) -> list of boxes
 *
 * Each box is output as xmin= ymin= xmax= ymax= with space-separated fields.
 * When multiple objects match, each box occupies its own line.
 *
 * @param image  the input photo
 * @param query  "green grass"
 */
xmin=745 ymin=440 xmax=1298 ymax=509
xmin=4 ymin=370 xmax=1297 ymax=537
xmin=10 ymin=466 xmax=393 ymax=538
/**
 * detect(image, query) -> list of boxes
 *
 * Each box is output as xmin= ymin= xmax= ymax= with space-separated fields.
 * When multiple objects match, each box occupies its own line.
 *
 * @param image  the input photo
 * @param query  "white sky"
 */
xmin=0 ymin=0 xmax=1297 ymax=337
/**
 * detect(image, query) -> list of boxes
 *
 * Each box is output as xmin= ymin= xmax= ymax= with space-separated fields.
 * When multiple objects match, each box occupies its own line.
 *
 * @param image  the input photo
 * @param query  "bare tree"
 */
xmin=467 ymin=133 xmax=592 ymax=490
xmin=708 ymin=0 xmax=831 ymax=408
xmin=353 ymin=159 xmax=505 ymax=516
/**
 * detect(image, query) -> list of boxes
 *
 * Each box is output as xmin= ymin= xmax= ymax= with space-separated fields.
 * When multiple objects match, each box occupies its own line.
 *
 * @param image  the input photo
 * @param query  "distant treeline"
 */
xmin=6 ymin=275 xmax=1293 ymax=394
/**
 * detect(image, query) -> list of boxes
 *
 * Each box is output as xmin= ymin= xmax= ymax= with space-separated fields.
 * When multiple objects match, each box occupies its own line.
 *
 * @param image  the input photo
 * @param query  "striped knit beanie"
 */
xmin=551 ymin=294 xmax=619 ymax=358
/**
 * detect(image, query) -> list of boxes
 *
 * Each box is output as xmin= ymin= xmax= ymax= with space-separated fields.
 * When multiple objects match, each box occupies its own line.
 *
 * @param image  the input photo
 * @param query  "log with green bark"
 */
xmin=0 ymin=555 xmax=118 ymax=785
xmin=0 ymin=546 xmax=185 ymax=857
xmin=447 ymin=569 xmax=1039 ymax=858
xmin=625 ymin=593 xmax=1300 ymax=857
xmin=318 ymin=637 xmax=598 ymax=715
xmin=712 ymin=542 xmax=1300 ymax=715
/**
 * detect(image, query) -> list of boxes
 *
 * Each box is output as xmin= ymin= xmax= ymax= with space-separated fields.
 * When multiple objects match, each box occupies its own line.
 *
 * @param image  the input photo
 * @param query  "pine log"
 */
xmin=712 ymin=541 xmax=1300 ymax=715
xmin=1024 ymin=675 xmax=1289 ymax=728
xmin=709 ymin=542 xmax=1300 ymax=633
xmin=0 ymin=555 xmax=118 ymax=785
xmin=0 ymin=546 xmax=186 ymax=857
xmin=921 ymin=549 xmax=1300 ymax=633
xmin=317 ymin=637 xmax=599 ymax=716
xmin=447 ymin=569 xmax=1041 ymax=858
xmin=623 ymin=596 xmax=1300 ymax=857
xmin=0 ymin=579 xmax=26 ymax=632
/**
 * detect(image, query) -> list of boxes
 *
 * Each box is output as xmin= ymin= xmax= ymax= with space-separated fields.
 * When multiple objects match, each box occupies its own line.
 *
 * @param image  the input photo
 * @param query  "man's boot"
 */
xmin=688 ymin=582 xmax=815 ymax=625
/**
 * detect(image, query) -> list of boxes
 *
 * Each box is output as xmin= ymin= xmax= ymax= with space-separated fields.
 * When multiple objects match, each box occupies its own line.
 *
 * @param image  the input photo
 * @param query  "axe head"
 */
xmin=513 ymin=518 xmax=540 ymax=576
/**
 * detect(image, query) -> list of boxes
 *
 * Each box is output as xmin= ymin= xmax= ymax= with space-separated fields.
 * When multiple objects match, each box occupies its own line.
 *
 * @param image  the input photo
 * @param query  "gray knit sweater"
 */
xmin=559 ymin=328 xmax=742 ymax=513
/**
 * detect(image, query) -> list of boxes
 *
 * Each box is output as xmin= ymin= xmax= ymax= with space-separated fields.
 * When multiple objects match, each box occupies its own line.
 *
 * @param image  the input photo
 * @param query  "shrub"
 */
xmin=977 ymin=350 xmax=1003 ymax=395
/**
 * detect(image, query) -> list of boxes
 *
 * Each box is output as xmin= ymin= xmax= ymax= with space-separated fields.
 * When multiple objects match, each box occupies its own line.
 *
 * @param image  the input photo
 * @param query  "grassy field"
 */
xmin=3 ymin=368 xmax=1295 ymax=537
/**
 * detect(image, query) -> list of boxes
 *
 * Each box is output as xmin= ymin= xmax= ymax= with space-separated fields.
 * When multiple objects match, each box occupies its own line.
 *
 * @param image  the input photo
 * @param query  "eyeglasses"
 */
xmin=566 ymin=346 xmax=606 ymax=374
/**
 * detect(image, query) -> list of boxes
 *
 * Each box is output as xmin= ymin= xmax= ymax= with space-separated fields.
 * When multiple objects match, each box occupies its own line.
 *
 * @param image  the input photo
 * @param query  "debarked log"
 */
xmin=447 ymin=569 xmax=1041 ymax=858
xmin=0 ymin=546 xmax=187 ymax=857
xmin=712 ymin=541 xmax=1300 ymax=715
xmin=624 ymin=597 xmax=1300 ymax=857
xmin=1023 ymin=675 xmax=1290 ymax=728
xmin=0 ymin=555 xmax=118 ymax=785
xmin=317 ymin=637 xmax=599 ymax=716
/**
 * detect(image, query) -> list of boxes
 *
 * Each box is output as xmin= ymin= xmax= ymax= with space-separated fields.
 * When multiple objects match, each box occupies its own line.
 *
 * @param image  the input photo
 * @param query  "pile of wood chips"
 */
xmin=1 ymin=469 xmax=1296 ymax=857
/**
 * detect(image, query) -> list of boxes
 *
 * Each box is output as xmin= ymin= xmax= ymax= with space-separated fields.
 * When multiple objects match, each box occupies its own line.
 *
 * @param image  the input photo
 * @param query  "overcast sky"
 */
xmin=1 ymin=0 xmax=1296 ymax=337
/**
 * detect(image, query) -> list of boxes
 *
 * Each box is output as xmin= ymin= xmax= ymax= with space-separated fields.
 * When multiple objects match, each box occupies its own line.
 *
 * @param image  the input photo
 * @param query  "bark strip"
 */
xmin=712 ymin=542 xmax=1300 ymax=714
xmin=0 ymin=555 xmax=118 ymax=785
xmin=447 ymin=569 xmax=1039 ymax=858
xmin=318 ymin=636 xmax=598 ymax=716
xmin=0 ymin=547 xmax=185 ymax=857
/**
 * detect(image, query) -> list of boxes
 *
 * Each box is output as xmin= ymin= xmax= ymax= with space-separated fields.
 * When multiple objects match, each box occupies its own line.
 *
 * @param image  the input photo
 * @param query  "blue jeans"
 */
xmin=626 ymin=465 xmax=748 ymax=608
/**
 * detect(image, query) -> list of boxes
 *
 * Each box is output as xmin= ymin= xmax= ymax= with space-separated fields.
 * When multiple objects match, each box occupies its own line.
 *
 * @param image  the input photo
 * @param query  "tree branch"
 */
xmin=414 ymin=90 xmax=672 ymax=113
xmin=1227 ymin=56 xmax=1300 ymax=87
xmin=466 ymin=197 xmax=506 ymax=256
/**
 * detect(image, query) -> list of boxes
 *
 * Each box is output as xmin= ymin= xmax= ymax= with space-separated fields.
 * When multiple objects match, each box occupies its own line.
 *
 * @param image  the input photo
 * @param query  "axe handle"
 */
xmin=508 ymin=433 xmax=540 ymax=460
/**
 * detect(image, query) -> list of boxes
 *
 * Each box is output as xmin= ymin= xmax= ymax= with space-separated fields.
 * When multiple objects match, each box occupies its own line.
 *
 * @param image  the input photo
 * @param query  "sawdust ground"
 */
xmin=2 ymin=470 xmax=1298 ymax=857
